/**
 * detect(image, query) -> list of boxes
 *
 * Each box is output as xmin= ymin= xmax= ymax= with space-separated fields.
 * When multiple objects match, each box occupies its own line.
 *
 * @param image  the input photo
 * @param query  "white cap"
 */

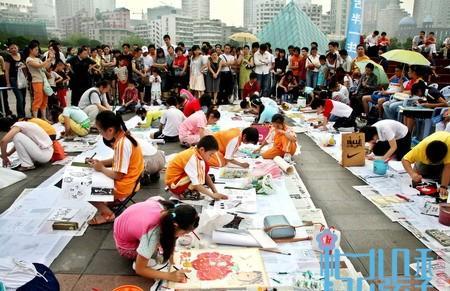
xmin=141 ymin=46 xmax=148 ymax=53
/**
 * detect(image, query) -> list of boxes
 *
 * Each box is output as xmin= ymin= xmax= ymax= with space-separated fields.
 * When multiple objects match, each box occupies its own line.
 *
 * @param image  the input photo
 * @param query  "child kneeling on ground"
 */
xmin=113 ymin=199 xmax=198 ymax=284
xmin=165 ymin=135 xmax=228 ymax=200
xmin=208 ymin=127 xmax=259 ymax=168
xmin=254 ymin=114 xmax=297 ymax=159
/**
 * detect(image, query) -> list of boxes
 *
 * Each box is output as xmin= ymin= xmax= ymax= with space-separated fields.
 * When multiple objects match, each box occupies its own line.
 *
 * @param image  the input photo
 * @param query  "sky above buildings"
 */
xmin=116 ymin=0 xmax=415 ymax=26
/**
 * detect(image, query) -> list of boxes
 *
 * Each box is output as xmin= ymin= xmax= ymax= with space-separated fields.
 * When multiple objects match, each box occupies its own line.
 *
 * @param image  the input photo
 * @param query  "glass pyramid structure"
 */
xmin=258 ymin=2 xmax=329 ymax=53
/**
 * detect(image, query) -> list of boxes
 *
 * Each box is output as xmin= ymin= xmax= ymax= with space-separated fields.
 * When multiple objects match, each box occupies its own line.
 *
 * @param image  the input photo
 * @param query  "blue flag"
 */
xmin=345 ymin=0 xmax=362 ymax=58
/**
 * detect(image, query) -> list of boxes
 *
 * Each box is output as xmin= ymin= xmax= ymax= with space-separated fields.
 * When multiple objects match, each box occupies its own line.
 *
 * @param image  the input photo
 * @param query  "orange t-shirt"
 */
xmin=28 ymin=118 xmax=56 ymax=137
xmin=165 ymin=147 xmax=206 ymax=187
xmin=213 ymin=128 xmax=241 ymax=155
xmin=290 ymin=55 xmax=300 ymax=77
xmin=112 ymin=131 xmax=144 ymax=198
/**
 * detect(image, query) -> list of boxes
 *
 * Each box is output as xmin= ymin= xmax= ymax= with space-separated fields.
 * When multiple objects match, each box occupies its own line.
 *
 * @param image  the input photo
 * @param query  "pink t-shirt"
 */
xmin=113 ymin=200 xmax=163 ymax=250
xmin=178 ymin=110 xmax=207 ymax=138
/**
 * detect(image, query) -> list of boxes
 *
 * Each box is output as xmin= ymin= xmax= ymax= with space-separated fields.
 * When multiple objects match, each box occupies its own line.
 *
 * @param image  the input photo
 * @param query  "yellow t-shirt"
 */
xmin=403 ymin=131 xmax=450 ymax=165
xmin=28 ymin=118 xmax=56 ymax=137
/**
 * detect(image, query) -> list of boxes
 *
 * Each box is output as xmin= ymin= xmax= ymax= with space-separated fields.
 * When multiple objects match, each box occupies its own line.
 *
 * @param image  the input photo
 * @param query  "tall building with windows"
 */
xmin=30 ymin=0 xmax=55 ymax=27
xmin=376 ymin=1 xmax=408 ymax=37
xmin=193 ymin=19 xmax=224 ymax=45
xmin=301 ymin=3 xmax=322 ymax=28
xmin=255 ymin=0 xmax=286 ymax=34
xmin=160 ymin=14 xmax=194 ymax=47
xmin=329 ymin=0 xmax=350 ymax=40
xmin=362 ymin=0 xmax=390 ymax=34
xmin=413 ymin=0 xmax=450 ymax=28
xmin=55 ymin=0 xmax=115 ymax=28
xmin=244 ymin=0 xmax=261 ymax=34
xmin=134 ymin=20 xmax=162 ymax=45
xmin=181 ymin=0 xmax=209 ymax=20
xmin=147 ymin=5 xmax=179 ymax=21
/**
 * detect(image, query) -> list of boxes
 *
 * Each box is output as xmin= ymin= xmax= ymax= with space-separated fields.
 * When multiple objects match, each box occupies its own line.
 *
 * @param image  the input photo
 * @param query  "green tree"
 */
xmin=62 ymin=33 xmax=101 ymax=48
xmin=389 ymin=37 xmax=401 ymax=50
xmin=402 ymin=37 xmax=412 ymax=50
xmin=119 ymin=34 xmax=145 ymax=47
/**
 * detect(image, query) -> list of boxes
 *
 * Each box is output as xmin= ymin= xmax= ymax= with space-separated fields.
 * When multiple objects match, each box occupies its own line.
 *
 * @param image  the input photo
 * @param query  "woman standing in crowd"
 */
xmin=206 ymin=51 xmax=222 ymax=105
xmin=101 ymin=45 xmax=117 ymax=98
xmin=189 ymin=45 xmax=206 ymax=98
xmin=238 ymin=45 xmax=254 ymax=99
xmin=173 ymin=47 xmax=188 ymax=92
xmin=26 ymin=42 xmax=53 ymax=120
xmin=305 ymin=47 xmax=320 ymax=88
xmin=4 ymin=42 xmax=27 ymax=118
xmin=153 ymin=48 xmax=168 ymax=93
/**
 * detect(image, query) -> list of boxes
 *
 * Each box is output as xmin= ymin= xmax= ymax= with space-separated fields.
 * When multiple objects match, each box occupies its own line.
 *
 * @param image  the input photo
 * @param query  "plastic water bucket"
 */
xmin=113 ymin=285 xmax=144 ymax=291
xmin=373 ymin=160 xmax=388 ymax=175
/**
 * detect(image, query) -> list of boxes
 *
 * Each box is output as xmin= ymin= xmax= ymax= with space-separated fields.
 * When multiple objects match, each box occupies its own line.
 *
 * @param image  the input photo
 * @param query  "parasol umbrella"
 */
xmin=355 ymin=60 xmax=389 ymax=85
xmin=381 ymin=49 xmax=430 ymax=66
xmin=228 ymin=32 xmax=258 ymax=44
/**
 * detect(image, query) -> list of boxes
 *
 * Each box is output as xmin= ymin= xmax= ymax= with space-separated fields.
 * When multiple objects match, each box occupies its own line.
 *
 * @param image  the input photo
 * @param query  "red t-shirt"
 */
xmin=243 ymin=80 xmax=260 ymax=99
xmin=174 ymin=55 xmax=187 ymax=68
xmin=298 ymin=57 xmax=307 ymax=81
xmin=290 ymin=55 xmax=300 ymax=77
xmin=183 ymin=98 xmax=201 ymax=117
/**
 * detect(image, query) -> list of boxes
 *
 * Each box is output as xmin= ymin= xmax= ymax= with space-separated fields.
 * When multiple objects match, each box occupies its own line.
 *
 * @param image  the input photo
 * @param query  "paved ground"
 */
xmin=0 ymin=91 xmax=429 ymax=289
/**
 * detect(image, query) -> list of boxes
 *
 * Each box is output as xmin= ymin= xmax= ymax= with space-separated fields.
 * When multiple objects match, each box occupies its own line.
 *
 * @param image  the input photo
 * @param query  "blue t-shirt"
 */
xmin=258 ymin=105 xmax=279 ymax=123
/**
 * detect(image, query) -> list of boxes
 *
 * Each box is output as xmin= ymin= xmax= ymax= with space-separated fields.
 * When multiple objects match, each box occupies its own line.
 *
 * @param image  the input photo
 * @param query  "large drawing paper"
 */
xmin=169 ymin=248 xmax=269 ymax=289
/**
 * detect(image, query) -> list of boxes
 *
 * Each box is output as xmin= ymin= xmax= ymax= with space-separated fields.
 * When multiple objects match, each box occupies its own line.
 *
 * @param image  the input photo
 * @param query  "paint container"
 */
xmin=373 ymin=159 xmax=388 ymax=175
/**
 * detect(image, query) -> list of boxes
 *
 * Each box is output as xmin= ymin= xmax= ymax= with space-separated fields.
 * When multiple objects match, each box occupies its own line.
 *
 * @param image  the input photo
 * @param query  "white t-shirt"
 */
xmin=224 ymin=136 xmax=240 ymax=160
xmin=13 ymin=121 xmax=53 ymax=150
xmin=261 ymin=97 xmax=278 ymax=108
xmin=306 ymin=54 xmax=320 ymax=72
xmin=329 ymin=100 xmax=352 ymax=118
xmin=48 ymin=71 xmax=61 ymax=87
xmin=219 ymin=54 xmax=235 ymax=72
xmin=78 ymin=87 xmax=108 ymax=109
xmin=161 ymin=106 xmax=186 ymax=137
xmin=143 ymin=55 xmax=153 ymax=69
xmin=150 ymin=75 xmax=161 ymax=92
xmin=373 ymin=120 xmax=408 ymax=141
xmin=365 ymin=35 xmax=379 ymax=47
xmin=253 ymin=50 xmax=272 ymax=75
xmin=332 ymin=84 xmax=350 ymax=105
xmin=344 ymin=75 xmax=354 ymax=88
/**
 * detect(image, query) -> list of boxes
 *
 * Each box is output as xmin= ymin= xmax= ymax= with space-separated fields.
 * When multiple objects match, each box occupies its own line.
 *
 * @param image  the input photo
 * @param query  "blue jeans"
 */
xmin=306 ymin=71 xmax=318 ymax=88
xmin=383 ymin=100 xmax=403 ymax=120
xmin=256 ymin=73 xmax=270 ymax=97
xmin=9 ymin=77 xmax=26 ymax=118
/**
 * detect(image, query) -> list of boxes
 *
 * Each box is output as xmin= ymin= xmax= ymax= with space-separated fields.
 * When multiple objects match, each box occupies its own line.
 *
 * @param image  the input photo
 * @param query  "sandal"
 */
xmin=12 ymin=165 xmax=36 ymax=171
xmin=88 ymin=212 xmax=115 ymax=225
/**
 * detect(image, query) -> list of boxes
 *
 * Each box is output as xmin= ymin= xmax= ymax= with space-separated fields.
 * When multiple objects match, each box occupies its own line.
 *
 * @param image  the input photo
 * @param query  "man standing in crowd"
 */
xmin=253 ymin=43 xmax=272 ymax=97
xmin=68 ymin=46 xmax=95 ymax=106
xmin=219 ymin=44 xmax=235 ymax=104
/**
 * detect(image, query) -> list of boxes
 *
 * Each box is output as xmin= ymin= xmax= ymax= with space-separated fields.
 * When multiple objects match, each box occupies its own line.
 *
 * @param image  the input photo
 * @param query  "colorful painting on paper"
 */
xmin=168 ymin=248 xmax=269 ymax=289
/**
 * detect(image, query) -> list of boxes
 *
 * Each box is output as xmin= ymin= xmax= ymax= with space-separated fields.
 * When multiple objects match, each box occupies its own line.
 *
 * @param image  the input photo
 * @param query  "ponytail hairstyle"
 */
xmin=95 ymin=111 xmax=138 ymax=147
xmin=159 ymin=200 xmax=199 ymax=261
xmin=250 ymin=97 xmax=265 ymax=123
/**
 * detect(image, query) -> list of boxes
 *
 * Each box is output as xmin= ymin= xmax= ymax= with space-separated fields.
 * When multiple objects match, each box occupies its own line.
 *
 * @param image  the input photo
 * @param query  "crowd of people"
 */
xmin=0 ymin=30 xmax=449 ymax=286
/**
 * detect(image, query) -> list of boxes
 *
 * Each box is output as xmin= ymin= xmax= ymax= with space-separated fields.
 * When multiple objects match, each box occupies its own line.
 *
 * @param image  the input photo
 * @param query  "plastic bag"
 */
xmin=17 ymin=68 xmax=27 ymax=89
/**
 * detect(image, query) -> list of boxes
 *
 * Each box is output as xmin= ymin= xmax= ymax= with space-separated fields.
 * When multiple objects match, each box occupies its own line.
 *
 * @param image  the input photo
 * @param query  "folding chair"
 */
xmin=112 ymin=172 xmax=143 ymax=216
